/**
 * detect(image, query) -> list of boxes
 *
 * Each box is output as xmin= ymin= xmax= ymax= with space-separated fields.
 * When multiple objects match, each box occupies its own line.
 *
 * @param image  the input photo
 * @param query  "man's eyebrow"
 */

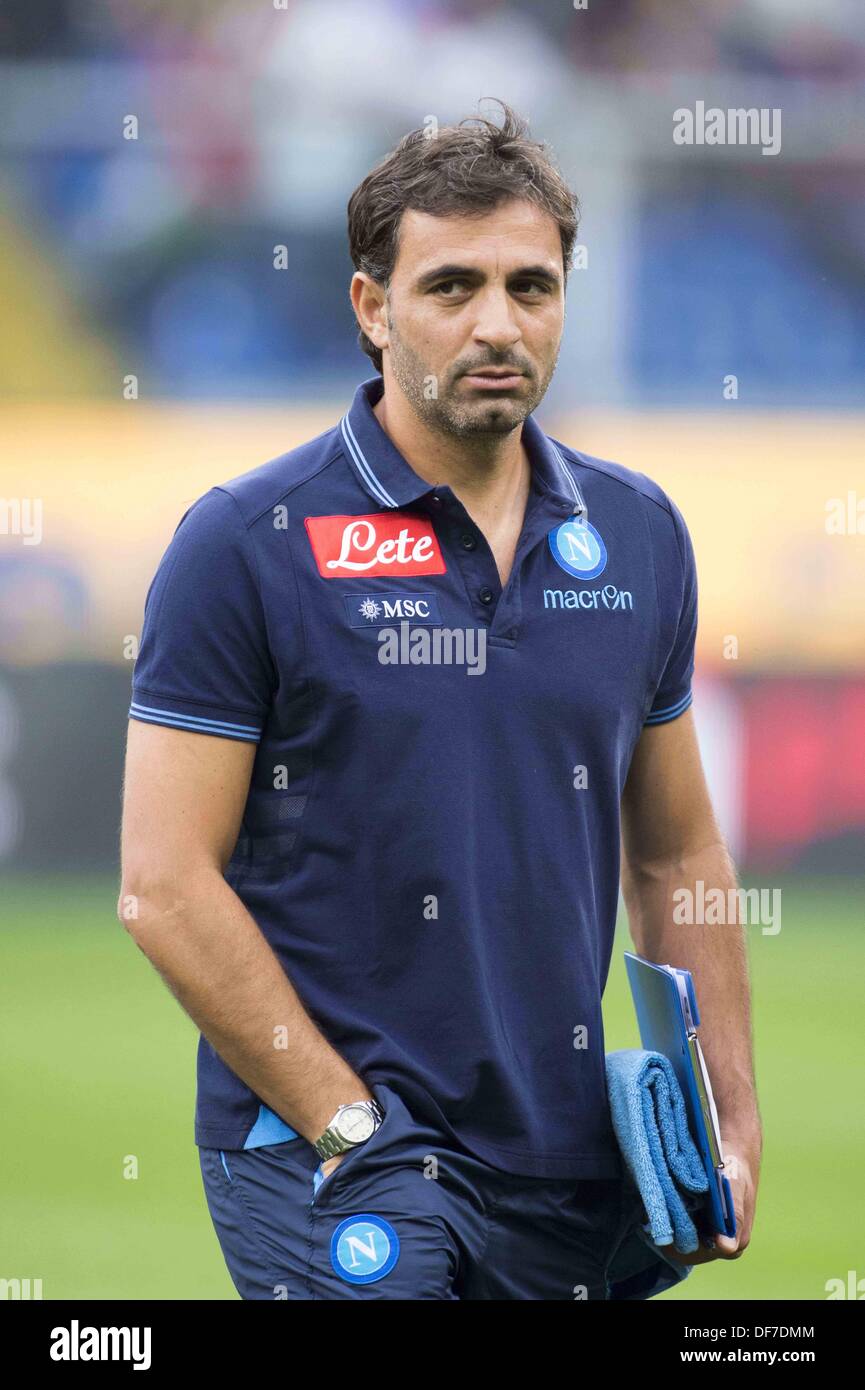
xmin=509 ymin=264 xmax=561 ymax=287
xmin=415 ymin=263 xmax=483 ymax=290
xmin=414 ymin=263 xmax=562 ymax=290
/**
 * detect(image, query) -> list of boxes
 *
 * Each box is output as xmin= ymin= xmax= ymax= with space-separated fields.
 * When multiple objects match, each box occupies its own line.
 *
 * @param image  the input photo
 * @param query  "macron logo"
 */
xmin=50 ymin=1321 xmax=151 ymax=1371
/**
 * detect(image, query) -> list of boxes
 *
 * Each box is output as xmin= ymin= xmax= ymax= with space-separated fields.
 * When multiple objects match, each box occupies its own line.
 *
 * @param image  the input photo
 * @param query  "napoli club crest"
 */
xmin=548 ymin=519 xmax=607 ymax=580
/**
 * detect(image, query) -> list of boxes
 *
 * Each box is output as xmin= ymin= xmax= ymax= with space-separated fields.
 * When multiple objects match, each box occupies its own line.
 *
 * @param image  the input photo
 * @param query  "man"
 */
xmin=119 ymin=103 xmax=761 ymax=1300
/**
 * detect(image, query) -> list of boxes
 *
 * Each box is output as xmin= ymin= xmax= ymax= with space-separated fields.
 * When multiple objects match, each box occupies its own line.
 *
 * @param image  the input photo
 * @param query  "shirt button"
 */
xmin=460 ymin=533 xmax=477 ymax=551
xmin=479 ymin=586 xmax=494 ymax=605
xmin=431 ymin=494 xmax=442 ymax=507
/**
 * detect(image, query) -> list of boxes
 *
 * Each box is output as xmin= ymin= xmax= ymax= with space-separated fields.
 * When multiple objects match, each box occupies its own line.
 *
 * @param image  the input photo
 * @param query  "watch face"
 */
xmin=337 ymin=1105 xmax=375 ymax=1144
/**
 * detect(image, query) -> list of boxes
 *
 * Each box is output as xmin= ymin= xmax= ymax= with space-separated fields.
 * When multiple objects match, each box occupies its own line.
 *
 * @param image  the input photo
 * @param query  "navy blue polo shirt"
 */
xmin=129 ymin=376 xmax=698 ymax=1178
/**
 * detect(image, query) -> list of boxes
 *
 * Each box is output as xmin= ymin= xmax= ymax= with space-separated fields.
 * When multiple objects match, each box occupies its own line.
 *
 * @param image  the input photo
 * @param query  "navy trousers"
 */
xmin=199 ymin=1080 xmax=649 ymax=1300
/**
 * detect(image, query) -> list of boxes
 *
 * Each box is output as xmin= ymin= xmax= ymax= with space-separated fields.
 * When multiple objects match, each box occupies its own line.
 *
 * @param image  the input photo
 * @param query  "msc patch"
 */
xmin=330 ymin=1215 xmax=400 ymax=1285
xmin=343 ymin=593 xmax=442 ymax=627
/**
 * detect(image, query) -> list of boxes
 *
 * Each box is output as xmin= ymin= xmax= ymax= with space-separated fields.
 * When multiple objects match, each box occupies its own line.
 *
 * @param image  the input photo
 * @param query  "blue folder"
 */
xmin=623 ymin=951 xmax=737 ymax=1240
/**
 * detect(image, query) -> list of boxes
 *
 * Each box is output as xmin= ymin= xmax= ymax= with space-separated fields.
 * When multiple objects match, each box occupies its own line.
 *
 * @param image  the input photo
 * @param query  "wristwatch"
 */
xmin=313 ymin=1099 xmax=384 ymax=1160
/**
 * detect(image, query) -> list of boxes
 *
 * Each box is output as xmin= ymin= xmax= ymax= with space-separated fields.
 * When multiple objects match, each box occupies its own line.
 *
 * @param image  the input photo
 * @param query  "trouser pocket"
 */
xmin=311 ymin=1080 xmax=413 ymax=1209
xmin=201 ymin=1084 xmax=457 ymax=1299
xmin=199 ymin=1138 xmax=318 ymax=1300
xmin=304 ymin=1087 xmax=459 ymax=1298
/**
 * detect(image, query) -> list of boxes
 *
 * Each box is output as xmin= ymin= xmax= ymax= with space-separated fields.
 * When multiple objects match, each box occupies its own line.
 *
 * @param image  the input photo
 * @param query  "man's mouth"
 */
xmin=460 ymin=368 xmax=526 ymax=390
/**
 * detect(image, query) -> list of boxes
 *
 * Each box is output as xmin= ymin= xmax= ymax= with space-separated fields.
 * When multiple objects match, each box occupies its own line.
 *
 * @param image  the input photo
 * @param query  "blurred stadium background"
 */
xmin=1 ymin=0 xmax=863 ymax=1300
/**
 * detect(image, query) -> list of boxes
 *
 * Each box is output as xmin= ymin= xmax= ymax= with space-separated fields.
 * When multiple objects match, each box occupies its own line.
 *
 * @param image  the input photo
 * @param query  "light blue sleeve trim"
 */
xmin=129 ymin=701 xmax=261 ymax=742
xmin=644 ymin=690 xmax=693 ymax=726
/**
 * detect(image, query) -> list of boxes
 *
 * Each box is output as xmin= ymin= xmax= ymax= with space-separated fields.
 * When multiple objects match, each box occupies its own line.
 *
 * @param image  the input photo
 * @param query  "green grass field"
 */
xmin=1 ymin=873 xmax=862 ymax=1300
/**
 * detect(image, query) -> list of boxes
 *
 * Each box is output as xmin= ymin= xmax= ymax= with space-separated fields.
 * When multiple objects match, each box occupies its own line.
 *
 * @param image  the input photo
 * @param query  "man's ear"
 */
xmin=350 ymin=272 xmax=389 ymax=355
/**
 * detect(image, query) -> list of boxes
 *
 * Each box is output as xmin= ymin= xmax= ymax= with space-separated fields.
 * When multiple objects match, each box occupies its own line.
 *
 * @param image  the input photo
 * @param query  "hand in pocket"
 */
xmin=312 ymin=1086 xmax=403 ymax=1205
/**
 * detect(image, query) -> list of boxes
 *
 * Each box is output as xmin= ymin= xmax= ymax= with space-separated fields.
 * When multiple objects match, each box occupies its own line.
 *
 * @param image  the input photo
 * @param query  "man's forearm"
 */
xmin=621 ymin=837 xmax=760 ymax=1134
xmin=119 ymin=868 xmax=371 ymax=1142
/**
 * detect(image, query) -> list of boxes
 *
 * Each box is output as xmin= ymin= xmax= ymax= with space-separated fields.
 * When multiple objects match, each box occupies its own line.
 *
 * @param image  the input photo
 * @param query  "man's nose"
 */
xmin=471 ymin=289 xmax=522 ymax=354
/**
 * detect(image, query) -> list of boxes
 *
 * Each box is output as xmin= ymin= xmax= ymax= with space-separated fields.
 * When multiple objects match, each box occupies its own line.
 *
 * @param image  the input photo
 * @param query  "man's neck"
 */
xmin=372 ymin=380 xmax=531 ymax=524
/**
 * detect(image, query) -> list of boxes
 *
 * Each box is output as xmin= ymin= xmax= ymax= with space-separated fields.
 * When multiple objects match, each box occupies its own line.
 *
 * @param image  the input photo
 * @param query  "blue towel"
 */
xmin=604 ymin=1049 xmax=710 ymax=1298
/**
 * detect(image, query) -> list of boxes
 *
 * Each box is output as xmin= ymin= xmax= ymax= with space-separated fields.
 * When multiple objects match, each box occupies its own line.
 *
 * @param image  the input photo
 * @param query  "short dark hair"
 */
xmin=347 ymin=101 xmax=579 ymax=373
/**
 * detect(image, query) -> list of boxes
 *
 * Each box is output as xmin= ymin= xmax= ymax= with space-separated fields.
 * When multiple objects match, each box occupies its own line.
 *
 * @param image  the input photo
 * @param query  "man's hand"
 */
xmin=620 ymin=713 xmax=763 ymax=1271
xmin=667 ymin=1118 xmax=762 ymax=1265
xmin=319 ymin=1152 xmax=348 ymax=1179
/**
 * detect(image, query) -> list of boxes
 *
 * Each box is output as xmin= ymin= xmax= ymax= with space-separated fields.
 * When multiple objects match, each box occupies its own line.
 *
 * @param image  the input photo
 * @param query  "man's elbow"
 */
xmin=116 ymin=863 xmax=197 ymax=942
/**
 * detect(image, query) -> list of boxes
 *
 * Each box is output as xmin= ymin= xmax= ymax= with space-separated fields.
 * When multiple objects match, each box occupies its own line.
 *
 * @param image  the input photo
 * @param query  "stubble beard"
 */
xmin=386 ymin=316 xmax=559 ymax=443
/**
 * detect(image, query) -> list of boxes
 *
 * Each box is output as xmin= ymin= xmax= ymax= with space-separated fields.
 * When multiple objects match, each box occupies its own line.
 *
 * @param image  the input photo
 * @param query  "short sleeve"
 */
xmin=644 ymin=499 xmax=697 ymax=726
xmin=130 ymin=488 xmax=274 ymax=743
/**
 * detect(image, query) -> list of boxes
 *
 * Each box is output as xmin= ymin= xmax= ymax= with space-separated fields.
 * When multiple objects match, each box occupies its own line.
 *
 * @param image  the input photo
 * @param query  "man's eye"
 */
xmin=433 ymin=280 xmax=468 ymax=296
xmin=512 ymin=280 xmax=550 ymax=296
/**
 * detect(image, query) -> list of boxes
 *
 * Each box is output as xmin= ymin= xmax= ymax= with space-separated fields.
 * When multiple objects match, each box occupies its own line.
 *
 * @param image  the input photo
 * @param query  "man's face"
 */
xmin=379 ymin=199 xmax=566 ymax=438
